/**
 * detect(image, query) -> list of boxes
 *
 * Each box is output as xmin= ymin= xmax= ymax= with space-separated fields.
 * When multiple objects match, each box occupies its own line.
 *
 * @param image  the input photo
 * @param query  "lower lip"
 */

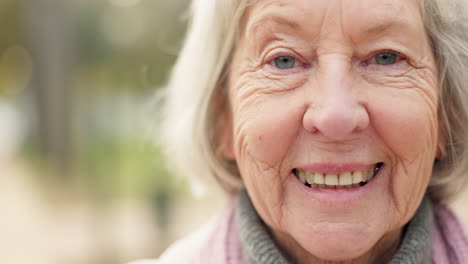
xmin=289 ymin=165 xmax=385 ymax=204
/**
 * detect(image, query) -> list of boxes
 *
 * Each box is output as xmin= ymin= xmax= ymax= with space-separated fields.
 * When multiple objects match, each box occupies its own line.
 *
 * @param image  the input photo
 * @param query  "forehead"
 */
xmin=242 ymin=0 xmax=423 ymax=42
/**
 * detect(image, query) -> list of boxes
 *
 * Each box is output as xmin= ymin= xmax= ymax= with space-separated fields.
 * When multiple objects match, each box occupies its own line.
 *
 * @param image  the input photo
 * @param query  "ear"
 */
xmin=214 ymin=86 xmax=236 ymax=160
xmin=217 ymin=109 xmax=235 ymax=160
xmin=436 ymin=120 xmax=447 ymax=160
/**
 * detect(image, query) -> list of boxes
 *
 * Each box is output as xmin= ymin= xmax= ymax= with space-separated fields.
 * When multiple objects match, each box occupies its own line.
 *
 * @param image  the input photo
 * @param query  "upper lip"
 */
xmin=293 ymin=163 xmax=379 ymax=175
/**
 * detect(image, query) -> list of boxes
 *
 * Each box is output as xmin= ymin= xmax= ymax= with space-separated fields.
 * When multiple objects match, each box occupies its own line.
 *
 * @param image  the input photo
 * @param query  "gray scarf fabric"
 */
xmin=236 ymin=190 xmax=433 ymax=264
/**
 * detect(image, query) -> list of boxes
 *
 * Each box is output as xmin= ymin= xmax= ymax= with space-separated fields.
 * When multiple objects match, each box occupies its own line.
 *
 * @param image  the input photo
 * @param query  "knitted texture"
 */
xmin=431 ymin=203 xmax=468 ymax=263
xmin=136 ymin=190 xmax=468 ymax=263
xmin=236 ymin=191 xmax=432 ymax=264
xmin=236 ymin=191 xmax=290 ymax=264
xmin=196 ymin=202 xmax=244 ymax=264
xmin=389 ymin=195 xmax=433 ymax=264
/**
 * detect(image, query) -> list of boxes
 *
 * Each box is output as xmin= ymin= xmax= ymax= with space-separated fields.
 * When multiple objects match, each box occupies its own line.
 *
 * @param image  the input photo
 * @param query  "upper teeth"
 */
xmin=296 ymin=167 xmax=376 ymax=188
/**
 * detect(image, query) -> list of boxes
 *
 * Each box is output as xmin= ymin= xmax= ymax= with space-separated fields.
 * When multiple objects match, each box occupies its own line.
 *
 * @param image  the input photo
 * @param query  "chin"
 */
xmin=292 ymin=223 xmax=382 ymax=261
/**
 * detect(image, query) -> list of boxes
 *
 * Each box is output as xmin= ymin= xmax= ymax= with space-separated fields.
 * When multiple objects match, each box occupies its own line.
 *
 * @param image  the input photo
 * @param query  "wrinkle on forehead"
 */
xmin=241 ymin=0 xmax=424 ymax=45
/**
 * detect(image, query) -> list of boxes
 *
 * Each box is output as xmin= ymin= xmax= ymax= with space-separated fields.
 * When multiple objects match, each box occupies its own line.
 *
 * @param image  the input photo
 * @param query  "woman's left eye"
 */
xmin=273 ymin=56 xmax=297 ymax=69
xmin=374 ymin=52 xmax=399 ymax=65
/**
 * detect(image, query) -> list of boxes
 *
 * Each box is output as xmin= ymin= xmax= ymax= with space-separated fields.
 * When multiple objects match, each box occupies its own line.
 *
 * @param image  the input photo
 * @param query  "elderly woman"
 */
xmin=134 ymin=0 xmax=468 ymax=263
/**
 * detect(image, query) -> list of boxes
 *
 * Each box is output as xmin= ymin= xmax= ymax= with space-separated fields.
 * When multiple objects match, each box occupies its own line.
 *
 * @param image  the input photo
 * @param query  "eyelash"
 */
xmin=266 ymin=54 xmax=308 ymax=71
xmin=261 ymin=46 xmax=307 ymax=67
xmin=264 ymin=49 xmax=407 ymax=73
xmin=362 ymin=50 xmax=406 ymax=66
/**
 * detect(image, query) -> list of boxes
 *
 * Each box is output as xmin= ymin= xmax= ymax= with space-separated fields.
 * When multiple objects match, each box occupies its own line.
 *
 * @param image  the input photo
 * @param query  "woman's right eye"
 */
xmin=374 ymin=52 xmax=398 ymax=65
xmin=273 ymin=56 xmax=297 ymax=69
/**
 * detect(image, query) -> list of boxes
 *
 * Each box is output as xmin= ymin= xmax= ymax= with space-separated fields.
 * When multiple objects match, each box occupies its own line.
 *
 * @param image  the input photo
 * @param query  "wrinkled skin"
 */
xmin=222 ymin=0 xmax=441 ymax=263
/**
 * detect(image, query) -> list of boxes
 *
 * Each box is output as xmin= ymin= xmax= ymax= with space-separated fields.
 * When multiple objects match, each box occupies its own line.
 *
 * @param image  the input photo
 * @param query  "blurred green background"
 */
xmin=0 ymin=0 xmax=223 ymax=263
xmin=3 ymin=1 xmax=468 ymax=264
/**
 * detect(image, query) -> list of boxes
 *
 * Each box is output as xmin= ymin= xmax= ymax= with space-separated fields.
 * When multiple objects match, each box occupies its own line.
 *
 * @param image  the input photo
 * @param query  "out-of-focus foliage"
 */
xmin=74 ymin=0 xmax=188 ymax=92
xmin=69 ymin=0 xmax=189 ymax=199
xmin=0 ymin=1 xmax=25 ymax=96
xmin=0 ymin=1 xmax=215 ymax=263
xmin=13 ymin=0 xmax=190 ymax=195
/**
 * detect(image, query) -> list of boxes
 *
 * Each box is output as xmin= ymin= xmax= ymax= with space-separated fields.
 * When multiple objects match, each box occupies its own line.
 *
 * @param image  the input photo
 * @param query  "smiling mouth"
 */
xmin=292 ymin=162 xmax=384 ymax=189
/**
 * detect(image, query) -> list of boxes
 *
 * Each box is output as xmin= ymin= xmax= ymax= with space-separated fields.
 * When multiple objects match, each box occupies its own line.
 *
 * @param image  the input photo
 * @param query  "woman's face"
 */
xmin=224 ymin=0 xmax=440 ymax=261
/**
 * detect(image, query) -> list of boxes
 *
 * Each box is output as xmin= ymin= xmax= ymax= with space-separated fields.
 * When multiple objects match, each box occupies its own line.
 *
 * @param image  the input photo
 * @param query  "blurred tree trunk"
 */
xmin=22 ymin=0 xmax=75 ymax=175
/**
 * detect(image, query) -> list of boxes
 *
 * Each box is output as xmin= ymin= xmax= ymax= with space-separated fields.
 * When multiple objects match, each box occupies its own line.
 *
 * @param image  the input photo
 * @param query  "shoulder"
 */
xmin=128 ymin=219 xmax=217 ymax=264
xmin=433 ymin=203 xmax=468 ymax=241
xmin=432 ymin=203 xmax=468 ymax=262
xmin=127 ymin=260 xmax=160 ymax=264
xmin=163 ymin=218 xmax=220 ymax=263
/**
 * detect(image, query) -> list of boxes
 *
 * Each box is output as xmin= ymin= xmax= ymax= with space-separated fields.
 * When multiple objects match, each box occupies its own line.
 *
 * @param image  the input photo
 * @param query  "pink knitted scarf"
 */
xmin=193 ymin=200 xmax=468 ymax=263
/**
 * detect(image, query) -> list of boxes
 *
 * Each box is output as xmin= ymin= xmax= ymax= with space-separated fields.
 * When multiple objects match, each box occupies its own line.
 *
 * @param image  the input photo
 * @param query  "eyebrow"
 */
xmin=362 ymin=19 xmax=410 ymax=36
xmin=246 ymin=15 xmax=300 ymax=36
xmin=247 ymin=14 xmax=409 ymax=37
xmin=268 ymin=16 xmax=300 ymax=30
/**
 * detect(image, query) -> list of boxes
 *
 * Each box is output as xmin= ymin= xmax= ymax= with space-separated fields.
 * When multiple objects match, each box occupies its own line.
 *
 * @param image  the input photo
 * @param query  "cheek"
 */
xmin=372 ymin=94 xmax=437 ymax=158
xmin=237 ymin=103 xmax=303 ymax=165
xmin=231 ymin=81 xmax=305 ymax=169
xmin=370 ymin=89 xmax=438 ymax=213
xmin=230 ymin=82 xmax=306 ymax=226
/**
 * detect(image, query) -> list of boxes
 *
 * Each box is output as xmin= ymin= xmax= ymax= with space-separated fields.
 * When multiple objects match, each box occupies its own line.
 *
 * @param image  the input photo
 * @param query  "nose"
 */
xmin=302 ymin=59 xmax=370 ymax=140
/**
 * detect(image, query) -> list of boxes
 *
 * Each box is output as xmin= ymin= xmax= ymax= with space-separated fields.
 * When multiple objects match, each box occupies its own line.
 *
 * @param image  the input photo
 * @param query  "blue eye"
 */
xmin=274 ymin=56 xmax=296 ymax=69
xmin=375 ymin=52 xmax=398 ymax=65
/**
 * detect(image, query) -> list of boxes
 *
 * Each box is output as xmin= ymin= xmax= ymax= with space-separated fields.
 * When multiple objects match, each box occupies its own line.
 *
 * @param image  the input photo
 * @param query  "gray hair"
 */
xmin=159 ymin=0 xmax=468 ymax=202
